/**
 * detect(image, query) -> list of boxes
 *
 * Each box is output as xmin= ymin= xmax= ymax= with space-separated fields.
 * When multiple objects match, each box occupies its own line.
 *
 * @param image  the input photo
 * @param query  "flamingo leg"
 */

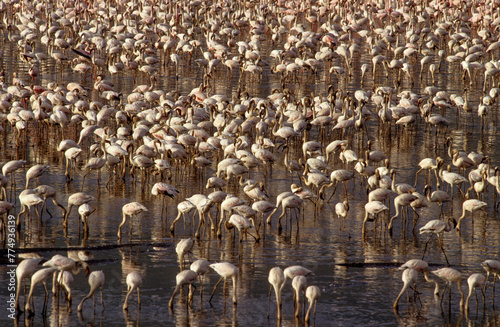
xmin=209 ymin=277 xmax=224 ymax=303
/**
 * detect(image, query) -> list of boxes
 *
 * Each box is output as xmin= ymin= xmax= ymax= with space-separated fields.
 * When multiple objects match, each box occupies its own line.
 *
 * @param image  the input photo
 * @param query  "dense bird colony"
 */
xmin=1 ymin=0 xmax=500 ymax=325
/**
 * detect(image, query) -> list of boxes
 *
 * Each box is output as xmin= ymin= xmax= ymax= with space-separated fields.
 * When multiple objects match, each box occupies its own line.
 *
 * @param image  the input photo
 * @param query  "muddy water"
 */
xmin=0 ymin=22 xmax=500 ymax=327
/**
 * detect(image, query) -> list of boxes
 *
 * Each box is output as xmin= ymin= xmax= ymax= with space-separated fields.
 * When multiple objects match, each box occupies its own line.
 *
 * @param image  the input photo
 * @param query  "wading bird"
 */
xmin=209 ymin=262 xmax=238 ymax=305
xmin=78 ymin=270 xmax=105 ymax=312
xmin=123 ymin=271 xmax=142 ymax=311
xmin=393 ymin=268 xmax=418 ymax=311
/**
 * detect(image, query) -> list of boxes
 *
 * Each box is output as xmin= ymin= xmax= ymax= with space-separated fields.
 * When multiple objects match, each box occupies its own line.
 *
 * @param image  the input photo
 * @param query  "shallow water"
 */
xmin=1 ymin=7 xmax=500 ymax=327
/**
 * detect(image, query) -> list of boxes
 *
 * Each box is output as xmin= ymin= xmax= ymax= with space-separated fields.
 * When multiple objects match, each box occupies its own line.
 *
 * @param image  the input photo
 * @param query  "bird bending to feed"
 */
xmin=432 ymin=267 xmax=464 ymax=310
xmin=399 ymin=259 xmax=439 ymax=294
xmin=481 ymin=260 xmax=500 ymax=302
xmin=176 ymin=238 xmax=194 ymax=270
xmin=190 ymin=259 xmax=210 ymax=295
xmin=25 ymin=267 xmax=58 ymax=315
xmin=393 ymin=268 xmax=418 ymax=311
xmin=305 ymin=285 xmax=321 ymax=323
xmin=455 ymin=199 xmax=487 ymax=231
xmin=117 ymin=202 xmax=148 ymax=239
xmin=209 ymin=262 xmax=238 ymax=304
xmin=284 ymin=265 xmax=315 ymax=281
xmin=15 ymin=258 xmax=43 ymax=312
xmin=292 ymin=275 xmax=307 ymax=318
xmin=169 ymin=269 xmax=197 ymax=309
xmin=78 ymin=270 xmax=105 ymax=312
xmin=465 ymin=273 xmax=485 ymax=312
xmin=268 ymin=267 xmax=285 ymax=320
xmin=123 ymin=271 xmax=142 ymax=311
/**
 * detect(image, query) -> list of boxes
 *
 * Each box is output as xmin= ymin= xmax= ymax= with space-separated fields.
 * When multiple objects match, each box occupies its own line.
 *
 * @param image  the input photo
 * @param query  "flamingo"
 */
xmin=43 ymin=254 xmax=89 ymax=295
xmin=440 ymin=165 xmax=468 ymax=197
xmin=2 ymin=160 xmax=26 ymax=188
xmin=77 ymin=271 xmax=105 ymax=312
xmin=276 ymin=194 xmax=303 ymax=233
xmin=456 ymin=199 xmax=487 ymax=231
xmin=292 ymin=275 xmax=307 ymax=318
xmin=64 ymin=147 xmax=83 ymax=181
xmin=465 ymin=273 xmax=485 ymax=313
xmin=209 ymin=262 xmax=238 ymax=305
xmin=34 ymin=185 xmax=67 ymax=218
xmin=432 ymin=267 xmax=464 ymax=310
xmin=169 ymin=269 xmax=197 ymax=309
xmin=25 ymin=164 xmax=49 ymax=189
xmin=123 ymin=271 xmax=142 ymax=311
xmin=393 ymin=268 xmax=418 ymax=311
xmin=481 ymin=260 xmax=500 ymax=303
xmin=399 ymin=259 xmax=439 ymax=293
xmin=335 ymin=200 xmax=350 ymax=238
xmin=78 ymin=203 xmax=95 ymax=237
xmin=64 ymin=192 xmax=94 ymax=228
xmin=419 ymin=218 xmax=456 ymax=265
xmin=226 ymin=213 xmax=260 ymax=242
xmin=176 ymin=238 xmax=194 ymax=270
xmin=25 ymin=267 xmax=58 ymax=315
xmin=284 ymin=265 xmax=314 ymax=281
xmin=187 ymin=194 xmax=215 ymax=239
xmin=414 ymin=157 xmax=443 ymax=187
xmin=362 ymin=201 xmax=389 ymax=236
xmin=58 ymin=271 xmax=74 ymax=309
xmin=151 ymin=182 xmax=179 ymax=222
xmin=305 ymin=285 xmax=321 ymax=323
xmin=15 ymin=258 xmax=43 ymax=312
xmin=81 ymin=139 xmax=108 ymax=189
xmin=16 ymin=190 xmax=43 ymax=231
xmin=190 ymin=259 xmax=210 ymax=296
xmin=268 ymin=267 xmax=285 ymax=320
xmin=423 ymin=184 xmax=450 ymax=217
xmin=117 ymin=202 xmax=148 ymax=240
xmin=387 ymin=193 xmax=419 ymax=233
xmin=170 ymin=200 xmax=196 ymax=235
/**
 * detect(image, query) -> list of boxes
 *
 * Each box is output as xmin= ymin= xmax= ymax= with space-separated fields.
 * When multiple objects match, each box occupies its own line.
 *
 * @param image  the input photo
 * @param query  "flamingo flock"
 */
xmin=2 ymin=0 xmax=500 ymax=324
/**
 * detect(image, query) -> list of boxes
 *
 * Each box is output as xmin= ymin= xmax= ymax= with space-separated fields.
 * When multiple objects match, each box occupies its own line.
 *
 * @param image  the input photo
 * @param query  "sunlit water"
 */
xmin=1 ymin=11 xmax=500 ymax=327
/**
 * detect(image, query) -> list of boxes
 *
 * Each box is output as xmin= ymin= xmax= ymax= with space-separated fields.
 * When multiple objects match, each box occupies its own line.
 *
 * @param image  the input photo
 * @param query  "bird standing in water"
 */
xmin=209 ymin=262 xmax=238 ymax=305
xmin=78 ymin=270 xmax=105 ymax=312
